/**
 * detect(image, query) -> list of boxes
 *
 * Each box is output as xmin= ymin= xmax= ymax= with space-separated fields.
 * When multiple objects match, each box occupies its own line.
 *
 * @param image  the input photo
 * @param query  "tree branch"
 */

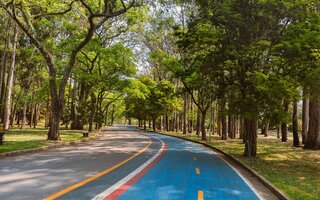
xmin=33 ymin=0 xmax=79 ymax=19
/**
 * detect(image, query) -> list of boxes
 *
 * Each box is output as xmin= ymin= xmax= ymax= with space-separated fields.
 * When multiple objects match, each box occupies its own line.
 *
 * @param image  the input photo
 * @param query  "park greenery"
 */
xmin=0 ymin=0 xmax=319 ymax=154
xmin=0 ymin=0 xmax=319 ymax=198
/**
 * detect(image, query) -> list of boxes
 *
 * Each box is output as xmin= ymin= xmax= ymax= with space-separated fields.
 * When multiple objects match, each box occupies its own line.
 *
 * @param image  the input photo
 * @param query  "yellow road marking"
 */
xmin=43 ymin=137 xmax=152 ymax=200
xmin=196 ymin=167 xmax=200 ymax=175
xmin=193 ymin=157 xmax=197 ymax=161
xmin=198 ymin=190 xmax=204 ymax=200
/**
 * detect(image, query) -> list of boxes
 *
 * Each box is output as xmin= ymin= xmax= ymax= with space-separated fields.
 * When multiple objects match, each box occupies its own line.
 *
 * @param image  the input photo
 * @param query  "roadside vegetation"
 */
xmin=0 ymin=127 xmax=97 ymax=154
xmin=0 ymin=0 xmax=319 ymax=199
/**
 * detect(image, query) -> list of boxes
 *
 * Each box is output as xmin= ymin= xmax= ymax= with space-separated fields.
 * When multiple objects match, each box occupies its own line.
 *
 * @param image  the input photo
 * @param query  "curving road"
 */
xmin=118 ymin=132 xmax=261 ymax=200
xmin=0 ymin=126 xmax=271 ymax=200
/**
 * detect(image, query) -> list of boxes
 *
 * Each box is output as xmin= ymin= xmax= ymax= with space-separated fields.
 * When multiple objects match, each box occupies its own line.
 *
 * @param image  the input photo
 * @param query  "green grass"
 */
xmin=0 ymin=127 xmax=97 ymax=154
xmin=155 ymin=130 xmax=320 ymax=200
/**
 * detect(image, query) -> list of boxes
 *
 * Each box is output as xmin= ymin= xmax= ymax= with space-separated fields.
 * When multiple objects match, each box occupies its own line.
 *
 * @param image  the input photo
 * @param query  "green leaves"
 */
xmin=124 ymin=76 xmax=177 ymax=121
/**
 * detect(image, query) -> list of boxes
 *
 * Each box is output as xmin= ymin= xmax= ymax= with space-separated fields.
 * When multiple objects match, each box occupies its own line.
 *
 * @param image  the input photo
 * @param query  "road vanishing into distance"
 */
xmin=0 ymin=126 xmax=271 ymax=200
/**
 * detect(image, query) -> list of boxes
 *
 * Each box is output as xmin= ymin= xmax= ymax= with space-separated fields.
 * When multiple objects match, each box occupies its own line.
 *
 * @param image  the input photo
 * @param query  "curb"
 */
xmin=149 ymin=130 xmax=290 ymax=200
xmin=0 ymin=131 xmax=103 ymax=159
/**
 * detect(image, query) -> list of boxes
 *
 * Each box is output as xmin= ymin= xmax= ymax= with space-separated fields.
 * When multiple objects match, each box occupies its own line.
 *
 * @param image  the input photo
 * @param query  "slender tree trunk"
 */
xmin=89 ymin=93 xmax=96 ymax=132
xmin=243 ymin=118 xmax=257 ymax=157
xmin=228 ymin=114 xmax=235 ymax=139
xmin=9 ymin=101 xmax=16 ymax=127
xmin=29 ymin=104 xmax=34 ymax=127
xmin=183 ymin=92 xmax=187 ymax=134
xmin=304 ymin=94 xmax=320 ymax=149
xmin=239 ymin=116 xmax=244 ymax=139
xmin=45 ymin=99 xmax=50 ymax=128
xmin=262 ymin=119 xmax=269 ymax=137
xmin=281 ymin=100 xmax=289 ymax=142
xmin=165 ymin=114 xmax=169 ymax=132
xmin=152 ymin=117 xmax=156 ymax=132
xmin=33 ymin=104 xmax=38 ymax=128
xmin=201 ymin=110 xmax=207 ymax=140
xmin=302 ymin=95 xmax=309 ymax=144
xmin=208 ymin=100 xmax=213 ymax=133
xmin=111 ymin=104 xmax=115 ymax=126
xmin=0 ymin=19 xmax=11 ymax=116
xmin=21 ymin=101 xmax=27 ymax=129
xmin=159 ymin=117 xmax=162 ymax=131
xmin=217 ymin=116 xmax=221 ymax=136
xmin=235 ymin=116 xmax=239 ymax=136
xmin=176 ymin=112 xmax=179 ymax=132
xmin=17 ymin=110 xmax=20 ymax=126
xmin=220 ymin=100 xmax=227 ymax=140
xmin=196 ymin=107 xmax=201 ymax=136
xmin=292 ymin=99 xmax=300 ymax=147
xmin=3 ymin=26 xmax=18 ymax=131
xmin=212 ymin=101 xmax=216 ymax=135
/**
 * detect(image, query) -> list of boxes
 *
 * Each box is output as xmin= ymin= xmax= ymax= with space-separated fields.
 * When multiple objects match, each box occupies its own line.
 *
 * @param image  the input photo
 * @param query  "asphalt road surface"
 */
xmin=0 ymin=126 xmax=265 ymax=200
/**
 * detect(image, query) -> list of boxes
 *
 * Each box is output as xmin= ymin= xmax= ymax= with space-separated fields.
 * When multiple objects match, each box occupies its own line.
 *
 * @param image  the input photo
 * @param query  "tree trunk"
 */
xmin=228 ymin=114 xmax=235 ymax=139
xmin=212 ymin=101 xmax=216 ymax=135
xmin=196 ymin=107 xmax=201 ymax=136
xmin=281 ymin=100 xmax=289 ymax=142
xmin=188 ymin=94 xmax=193 ymax=133
xmin=47 ymin=99 xmax=62 ymax=140
xmin=292 ymin=99 xmax=300 ymax=147
xmin=3 ymin=26 xmax=18 ymax=131
xmin=220 ymin=101 xmax=227 ymax=140
xmin=302 ymin=95 xmax=309 ymax=144
xmin=183 ymin=92 xmax=187 ymax=134
xmin=16 ymin=110 xmax=20 ymax=126
xmin=243 ymin=118 xmax=257 ymax=157
xmin=33 ymin=103 xmax=39 ymax=128
xmin=276 ymin=124 xmax=280 ymax=138
xmin=262 ymin=119 xmax=269 ymax=137
xmin=45 ymin=100 xmax=50 ymax=128
xmin=0 ymin=19 xmax=11 ymax=116
xmin=176 ymin=112 xmax=179 ymax=132
xmin=239 ymin=116 xmax=244 ymax=139
xmin=111 ymin=104 xmax=115 ymax=125
xmin=29 ymin=104 xmax=34 ymax=127
xmin=201 ymin=110 xmax=207 ymax=140
xmin=152 ymin=117 xmax=156 ymax=132
xmin=159 ymin=117 xmax=162 ymax=131
xmin=165 ymin=114 xmax=169 ymax=132
xmin=9 ymin=101 xmax=16 ymax=127
xmin=304 ymin=96 xmax=320 ymax=149
xmin=21 ymin=101 xmax=27 ymax=129
xmin=235 ymin=116 xmax=239 ymax=136
xmin=89 ymin=93 xmax=96 ymax=132
xmin=217 ymin=116 xmax=221 ymax=136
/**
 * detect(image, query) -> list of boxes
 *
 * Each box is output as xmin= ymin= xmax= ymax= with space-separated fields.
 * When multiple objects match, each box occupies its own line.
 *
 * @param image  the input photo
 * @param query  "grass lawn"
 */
xmin=0 ymin=127 xmax=97 ymax=154
xmin=154 ymin=130 xmax=320 ymax=200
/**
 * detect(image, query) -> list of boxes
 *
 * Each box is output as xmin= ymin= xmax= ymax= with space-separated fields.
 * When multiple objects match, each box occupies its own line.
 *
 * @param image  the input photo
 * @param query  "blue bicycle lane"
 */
xmin=117 ymin=132 xmax=261 ymax=200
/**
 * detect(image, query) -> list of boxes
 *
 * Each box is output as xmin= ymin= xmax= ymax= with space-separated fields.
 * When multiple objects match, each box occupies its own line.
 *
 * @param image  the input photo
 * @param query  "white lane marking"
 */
xmin=219 ymin=156 xmax=265 ymax=200
xmin=192 ymin=142 xmax=265 ymax=200
xmin=91 ymin=135 xmax=165 ymax=200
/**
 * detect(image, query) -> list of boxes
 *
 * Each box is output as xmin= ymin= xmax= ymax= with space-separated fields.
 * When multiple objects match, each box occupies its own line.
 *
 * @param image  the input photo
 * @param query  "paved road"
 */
xmin=0 ymin=126 xmax=159 ymax=200
xmin=0 ymin=126 xmax=264 ymax=200
xmin=118 ymin=132 xmax=261 ymax=200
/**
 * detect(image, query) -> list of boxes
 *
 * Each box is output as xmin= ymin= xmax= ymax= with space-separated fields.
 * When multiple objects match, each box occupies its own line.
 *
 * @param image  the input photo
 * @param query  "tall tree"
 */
xmin=1 ymin=0 xmax=137 ymax=140
xmin=3 ymin=25 xmax=18 ymax=130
